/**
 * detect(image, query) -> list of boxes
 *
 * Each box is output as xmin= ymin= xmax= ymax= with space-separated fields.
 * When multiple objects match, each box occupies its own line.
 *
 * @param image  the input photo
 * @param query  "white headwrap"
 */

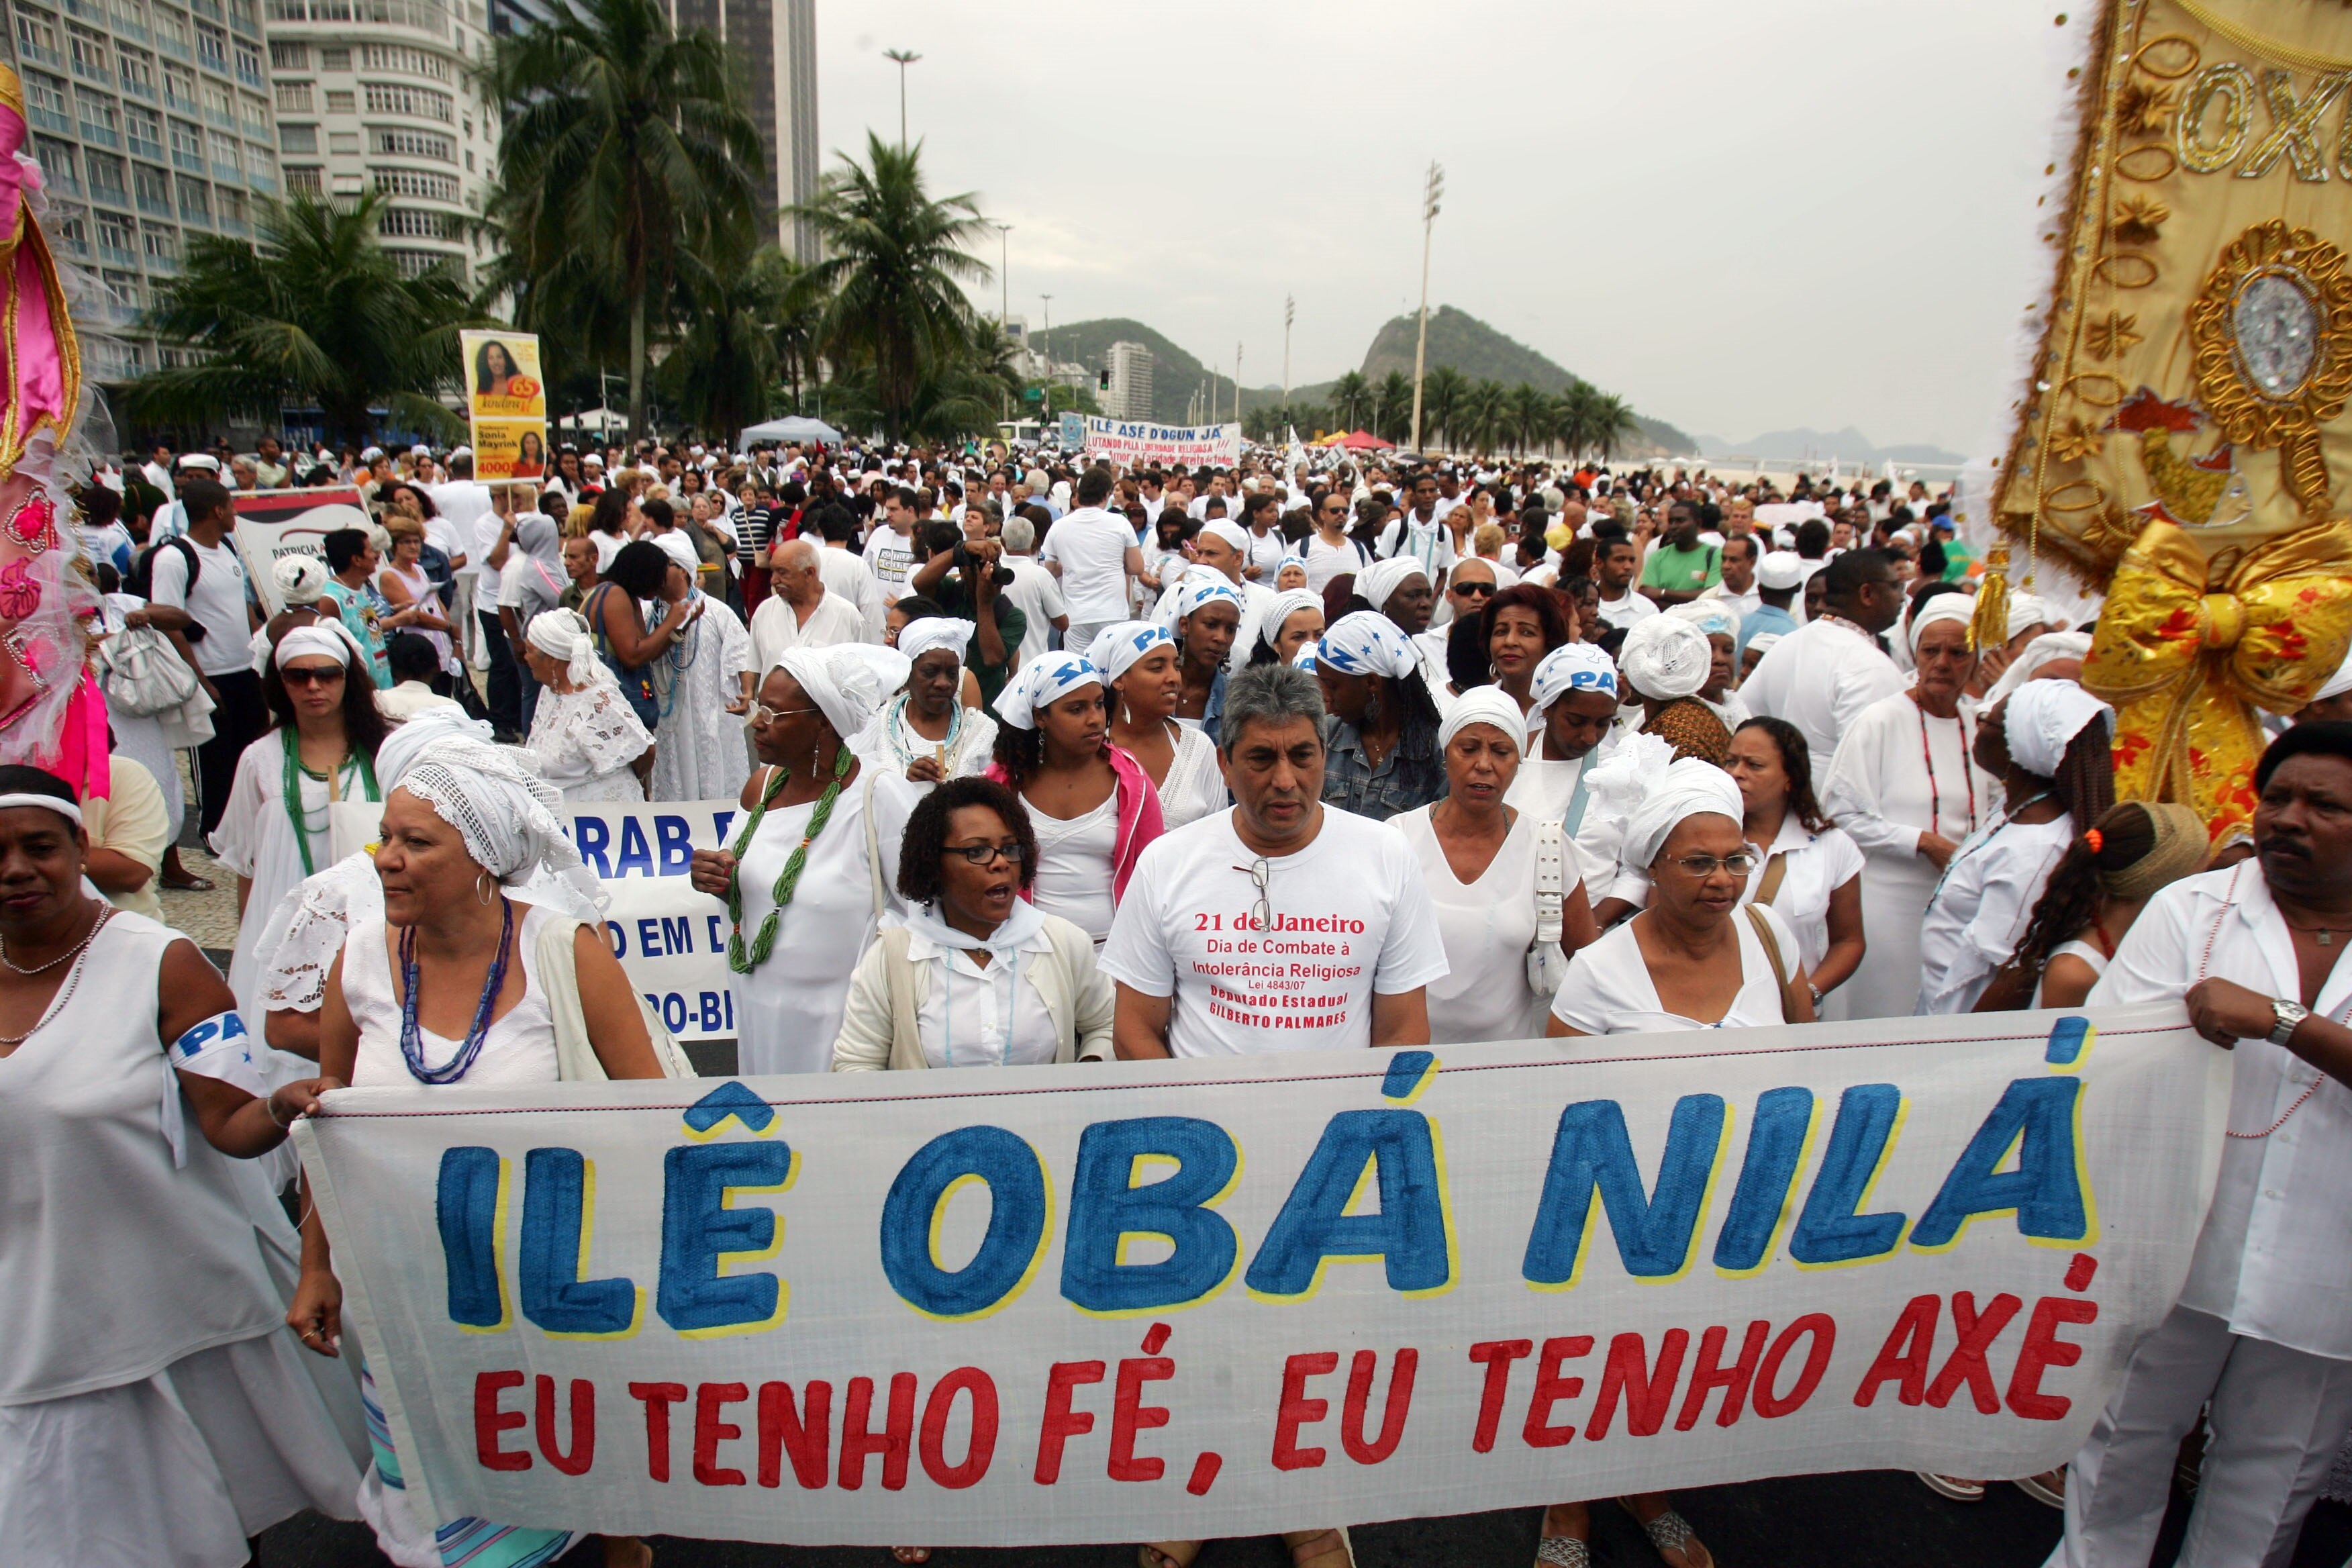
xmin=1357 ymin=556 xmax=1428 ymax=614
xmin=1259 ymin=588 xmax=1324 ymax=652
xmin=775 ymin=644 xmax=905 ymax=741
xmin=1276 ymin=554 xmax=1308 ymax=581
xmin=992 ymin=650 xmax=1104 ymax=730
xmin=1530 ymin=642 xmax=1620 ymax=714
xmin=1316 ymin=611 xmax=1420 ymax=680
xmin=1666 ymin=600 xmax=1737 ymax=642
xmin=1983 ymin=630 xmax=2094 ymax=706
xmin=1087 ymin=621 xmax=1174 ymax=683
xmin=1175 ymin=577 xmax=1244 ymax=627
xmin=526 ymin=608 xmax=607 ymax=691
xmin=2003 ymin=678 xmax=2112 ymax=778
xmin=650 ymin=530 xmax=701 ymax=581
xmin=273 ymin=553 xmax=329 ymax=606
xmin=273 ymin=622 xmax=361 ymax=669
xmin=395 ymin=734 xmax=595 ymax=901
xmin=899 ymin=617 xmax=973 ymax=669
xmin=1293 ymin=641 xmax=1319 ymax=671
xmin=1906 ymin=595 xmax=1977 ymax=654
xmin=1438 ymin=685 xmax=1530 ymax=754
xmin=377 ymin=707 xmax=494 ymax=789
xmin=1623 ymin=753 xmax=1747 ymax=871
xmin=1197 ymin=518 xmax=1251 ymax=556
xmin=1617 ymin=615 xmax=1712 ymax=701
xmin=1745 ymin=632 xmax=1785 ymax=658
xmin=2004 ymin=593 xmax=2057 ymax=641
xmin=2314 ymin=642 xmax=2352 ymax=705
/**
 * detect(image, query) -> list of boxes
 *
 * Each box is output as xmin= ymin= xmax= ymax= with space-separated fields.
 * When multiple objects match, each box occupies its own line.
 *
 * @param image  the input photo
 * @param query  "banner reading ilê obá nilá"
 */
xmin=295 ymin=1006 xmax=2226 ymax=1547
xmin=1085 ymin=417 xmax=1242 ymax=469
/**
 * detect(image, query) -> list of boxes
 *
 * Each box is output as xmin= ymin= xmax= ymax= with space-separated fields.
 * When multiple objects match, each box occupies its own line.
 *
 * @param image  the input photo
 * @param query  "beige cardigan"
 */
xmin=830 ymin=914 xmax=1116 ymax=1071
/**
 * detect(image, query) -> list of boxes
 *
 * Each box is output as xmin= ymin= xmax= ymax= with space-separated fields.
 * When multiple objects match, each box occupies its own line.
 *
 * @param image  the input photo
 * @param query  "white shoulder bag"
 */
xmin=1525 ymin=818 xmax=1574 ymax=996
xmin=101 ymin=623 xmax=198 ymax=717
xmin=538 ymin=916 xmax=698 ymax=1081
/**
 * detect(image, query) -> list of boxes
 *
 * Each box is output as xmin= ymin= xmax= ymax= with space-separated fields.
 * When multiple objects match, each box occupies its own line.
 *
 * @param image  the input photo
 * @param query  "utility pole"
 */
xmin=884 ymin=49 xmax=921 ymax=148
xmin=1409 ymin=160 xmax=1444 ymax=454
xmin=1233 ymin=342 xmax=1243 ymax=431
xmin=993 ymin=222 xmax=1013 ymax=418
xmin=1282 ymin=295 xmax=1294 ymax=411
xmin=1038 ymin=293 xmax=1052 ymax=371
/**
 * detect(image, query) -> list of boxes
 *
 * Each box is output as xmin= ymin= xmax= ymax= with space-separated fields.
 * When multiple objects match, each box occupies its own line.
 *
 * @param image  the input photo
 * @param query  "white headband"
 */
xmin=0 ymin=792 xmax=81 ymax=826
xmin=1438 ymin=685 xmax=1530 ymax=754
xmin=274 ymin=623 xmax=360 ymax=670
xmin=993 ymin=651 xmax=1104 ymax=730
xmin=1907 ymin=596 xmax=1975 ymax=654
xmin=1088 ymin=621 xmax=1175 ymax=683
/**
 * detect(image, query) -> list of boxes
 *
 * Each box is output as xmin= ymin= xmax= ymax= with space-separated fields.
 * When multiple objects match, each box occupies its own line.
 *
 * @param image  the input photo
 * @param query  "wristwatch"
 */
xmin=2269 ymin=998 xmax=2310 ymax=1046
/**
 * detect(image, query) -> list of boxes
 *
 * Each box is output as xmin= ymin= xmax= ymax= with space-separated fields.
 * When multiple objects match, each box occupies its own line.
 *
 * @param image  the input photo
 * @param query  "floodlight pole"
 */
xmin=1410 ymin=160 xmax=1444 ymax=454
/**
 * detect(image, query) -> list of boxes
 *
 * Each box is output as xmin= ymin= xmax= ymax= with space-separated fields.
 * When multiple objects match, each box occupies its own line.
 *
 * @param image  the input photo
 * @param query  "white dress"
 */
xmin=1915 ymin=812 xmax=2076 ymax=1016
xmin=0 ymin=911 xmax=364 ymax=1567
xmin=1821 ymin=690 xmax=1999 ymax=1020
xmin=649 ymin=596 xmax=754 ymax=803
xmin=211 ymin=729 xmax=379 ymax=1028
xmin=526 ymin=679 xmax=651 ymax=803
xmin=851 ymin=693 xmax=999 ymax=783
xmin=1030 ymin=790 xmax=1120 ymax=946
xmin=1550 ymin=904 xmax=1800 ymax=1036
xmin=98 ymin=593 xmax=187 ymax=839
xmin=1395 ymin=805 xmax=1549 ymax=1044
xmin=1739 ymin=817 xmax=1865 ymax=977
xmin=734 ymin=770 xmax=912 ymax=1075
xmin=2034 ymin=936 xmax=2108 ymax=1007
xmin=1146 ymin=722 xmax=1226 ymax=830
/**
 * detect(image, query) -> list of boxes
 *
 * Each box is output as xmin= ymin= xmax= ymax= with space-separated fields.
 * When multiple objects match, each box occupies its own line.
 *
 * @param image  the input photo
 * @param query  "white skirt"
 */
xmin=0 ymin=1330 xmax=364 ymax=1568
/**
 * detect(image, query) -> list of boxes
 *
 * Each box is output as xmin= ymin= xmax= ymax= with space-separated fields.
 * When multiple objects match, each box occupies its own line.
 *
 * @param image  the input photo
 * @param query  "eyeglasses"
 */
xmin=1235 ymin=857 xmax=1275 ymax=933
xmin=1452 ymin=581 xmax=1496 ymax=599
xmin=1667 ymin=852 xmax=1759 ymax=879
xmin=1320 ymin=505 xmax=1347 ymax=516
xmin=281 ymin=665 xmax=346 ymax=687
xmin=945 ymin=842 xmax=1028 ymax=866
xmin=747 ymin=703 xmax=820 ymax=726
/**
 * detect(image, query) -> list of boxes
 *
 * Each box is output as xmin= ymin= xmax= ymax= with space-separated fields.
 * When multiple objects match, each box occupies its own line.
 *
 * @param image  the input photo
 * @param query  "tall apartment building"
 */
xmin=1103 ymin=340 xmax=1153 ymax=422
xmin=662 ymin=0 xmax=815 ymax=262
xmin=262 ymin=0 xmax=497 ymax=284
xmin=1 ymin=0 xmax=282 ymax=381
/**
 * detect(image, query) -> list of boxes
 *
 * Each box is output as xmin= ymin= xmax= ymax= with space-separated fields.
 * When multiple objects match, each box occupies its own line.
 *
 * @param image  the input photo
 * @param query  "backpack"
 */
xmin=584 ymin=583 xmax=661 ymax=728
xmin=126 ymin=537 xmax=208 ymax=642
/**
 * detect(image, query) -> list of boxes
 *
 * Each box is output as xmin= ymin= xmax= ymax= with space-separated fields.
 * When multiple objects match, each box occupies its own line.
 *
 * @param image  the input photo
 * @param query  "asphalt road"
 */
xmin=258 ymin=1475 xmax=2352 ymax=1567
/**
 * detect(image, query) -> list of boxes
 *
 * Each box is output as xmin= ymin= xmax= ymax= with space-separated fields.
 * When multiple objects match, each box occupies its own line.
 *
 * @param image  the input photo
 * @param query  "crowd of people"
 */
xmin=20 ymin=430 xmax=2352 ymax=1568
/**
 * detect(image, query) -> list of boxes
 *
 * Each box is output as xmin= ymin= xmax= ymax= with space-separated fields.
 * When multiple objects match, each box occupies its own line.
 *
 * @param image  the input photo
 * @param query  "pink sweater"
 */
xmin=987 ymin=743 xmax=1164 ymax=904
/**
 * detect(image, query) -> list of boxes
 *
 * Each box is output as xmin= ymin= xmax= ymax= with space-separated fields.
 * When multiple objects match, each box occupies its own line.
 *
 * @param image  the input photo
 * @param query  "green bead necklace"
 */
xmin=726 ymin=744 xmax=853 ymax=973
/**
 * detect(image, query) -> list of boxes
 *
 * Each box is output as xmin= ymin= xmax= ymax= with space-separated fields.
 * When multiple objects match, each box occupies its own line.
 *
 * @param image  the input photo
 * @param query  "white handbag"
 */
xmin=100 ymin=624 xmax=199 ymax=717
xmin=1525 ymin=818 xmax=1575 ymax=997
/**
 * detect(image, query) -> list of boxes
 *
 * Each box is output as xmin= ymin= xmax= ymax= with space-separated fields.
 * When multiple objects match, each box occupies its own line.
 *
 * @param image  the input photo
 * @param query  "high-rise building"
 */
xmin=0 ymin=0 xmax=283 ymax=382
xmin=262 ymin=0 xmax=497 ymax=285
xmin=663 ymin=0 xmax=814 ymax=262
xmin=1104 ymin=340 xmax=1153 ymax=422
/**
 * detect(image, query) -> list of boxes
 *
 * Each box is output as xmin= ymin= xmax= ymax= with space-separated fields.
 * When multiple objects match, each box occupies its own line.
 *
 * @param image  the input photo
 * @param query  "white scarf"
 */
xmin=902 ymin=894 xmax=1049 ymax=963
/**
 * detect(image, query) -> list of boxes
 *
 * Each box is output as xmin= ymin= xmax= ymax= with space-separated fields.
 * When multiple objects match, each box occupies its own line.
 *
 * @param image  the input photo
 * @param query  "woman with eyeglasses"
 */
xmin=1302 ymin=489 xmax=1370 ymax=595
xmin=1095 ymin=622 xmax=1225 ymax=830
xmin=213 ymin=624 xmax=385 ymax=1028
xmin=984 ymin=651 xmax=1163 ymax=949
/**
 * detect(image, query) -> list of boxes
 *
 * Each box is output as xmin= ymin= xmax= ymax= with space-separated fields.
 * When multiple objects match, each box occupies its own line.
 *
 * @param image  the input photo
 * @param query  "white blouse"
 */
xmin=1152 ymin=723 xmax=1226 ymax=830
xmin=1915 ymin=813 xmax=2076 ymax=1015
xmin=526 ymin=680 xmax=652 ymax=803
xmin=1551 ymin=904 xmax=1800 ymax=1036
xmin=342 ymin=904 xmax=561 ymax=1089
xmin=1739 ymin=817 xmax=1865 ymax=973
xmin=1395 ymin=805 xmax=1549 ymax=1044
xmin=908 ymin=926 xmax=1063 ymax=1069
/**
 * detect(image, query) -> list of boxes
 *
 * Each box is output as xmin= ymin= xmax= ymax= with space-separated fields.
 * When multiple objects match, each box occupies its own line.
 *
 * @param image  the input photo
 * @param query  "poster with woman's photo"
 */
xmin=458 ymin=329 xmax=548 ymax=481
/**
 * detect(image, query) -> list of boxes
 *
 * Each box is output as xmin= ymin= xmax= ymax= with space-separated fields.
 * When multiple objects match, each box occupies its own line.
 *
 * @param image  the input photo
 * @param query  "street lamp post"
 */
xmin=994 ymin=222 xmax=1014 ymax=418
xmin=883 ymin=48 xmax=921 ymax=149
xmin=1234 ymin=342 xmax=1243 ymax=433
xmin=1282 ymin=295 xmax=1293 ymax=413
xmin=1409 ymin=160 xmax=1443 ymax=455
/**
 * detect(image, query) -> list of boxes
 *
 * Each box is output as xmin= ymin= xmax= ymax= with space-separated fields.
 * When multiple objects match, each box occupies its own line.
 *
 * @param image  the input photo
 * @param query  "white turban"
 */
xmin=1666 ymin=600 xmax=1736 ymax=642
xmin=899 ymin=617 xmax=973 ymax=669
xmin=1623 ymin=754 xmax=1747 ymax=871
xmin=2004 ymin=593 xmax=2057 ymax=641
xmin=1088 ymin=621 xmax=1174 ymax=683
xmin=992 ymin=650 xmax=1104 ymax=730
xmin=1438 ymin=685 xmax=1530 ymax=754
xmin=1357 ymin=555 xmax=1428 ymax=614
xmin=1197 ymin=518 xmax=1251 ymax=556
xmin=1983 ymin=630 xmax=2094 ymax=706
xmin=273 ymin=622 xmax=362 ymax=669
xmin=650 ymin=530 xmax=701 ymax=581
xmin=1316 ymin=611 xmax=1420 ymax=680
xmin=1277 ymin=554 xmax=1308 ymax=580
xmin=775 ymin=644 xmax=903 ymax=741
xmin=1530 ymin=642 xmax=1620 ymax=714
xmin=526 ymin=608 xmax=606 ymax=691
xmin=1907 ymin=595 xmax=1976 ymax=654
xmin=1617 ymin=615 xmax=1713 ymax=701
xmin=1259 ymin=588 xmax=1324 ymax=652
xmin=273 ymin=553 xmax=329 ymax=606
xmin=2003 ymin=678 xmax=2112 ymax=778
xmin=395 ymin=734 xmax=592 ymax=897
xmin=377 ymin=706 xmax=494 ymax=789
xmin=2315 ymin=642 xmax=2352 ymax=705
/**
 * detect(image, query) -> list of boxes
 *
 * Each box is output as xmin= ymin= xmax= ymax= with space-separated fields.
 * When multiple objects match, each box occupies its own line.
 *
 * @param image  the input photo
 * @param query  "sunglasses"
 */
xmin=280 ymin=665 xmax=347 ymax=688
xmin=944 ymin=841 xmax=1028 ymax=866
xmin=746 ymin=703 xmax=821 ymax=726
xmin=1451 ymin=581 xmax=1496 ymax=599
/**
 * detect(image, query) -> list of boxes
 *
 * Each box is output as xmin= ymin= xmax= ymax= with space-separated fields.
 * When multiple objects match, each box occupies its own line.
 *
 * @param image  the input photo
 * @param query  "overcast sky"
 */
xmin=816 ymin=1 xmax=2067 ymax=455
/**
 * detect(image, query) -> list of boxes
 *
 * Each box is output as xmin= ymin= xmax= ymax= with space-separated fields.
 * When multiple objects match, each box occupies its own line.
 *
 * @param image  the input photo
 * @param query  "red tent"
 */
xmin=1339 ymin=430 xmax=1393 ymax=451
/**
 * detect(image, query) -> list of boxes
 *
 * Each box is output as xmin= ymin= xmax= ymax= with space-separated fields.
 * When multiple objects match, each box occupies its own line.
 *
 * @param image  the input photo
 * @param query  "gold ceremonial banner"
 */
xmin=458 ymin=330 xmax=548 ymax=481
xmin=1998 ymin=0 xmax=2352 ymax=840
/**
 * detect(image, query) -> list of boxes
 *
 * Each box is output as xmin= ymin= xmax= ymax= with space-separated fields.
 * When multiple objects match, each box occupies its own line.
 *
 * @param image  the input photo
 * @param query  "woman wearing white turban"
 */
xmin=852 ymin=616 xmax=997 ymax=783
xmin=1509 ymin=643 xmax=1630 ymax=895
xmin=644 ymin=532 xmax=754 ymax=803
xmin=213 ymin=624 xmax=387 ymax=1029
xmin=1820 ymin=592 xmax=1999 ymax=1018
xmin=1395 ymin=687 xmax=1598 ymax=1043
xmin=1616 ymin=615 xmax=1734 ymax=765
xmin=1250 ymin=586 xmax=1324 ymax=669
xmin=1666 ymin=598 xmax=1751 ymax=730
xmin=1095 ymin=622 xmax=1224 ymax=830
xmin=521 ymin=608 xmax=655 ymax=803
xmin=291 ymin=732 xmax=665 ymax=1568
xmin=1916 ymin=676 xmax=2115 ymax=1014
xmin=690 ymin=645 xmax=918 ymax=1073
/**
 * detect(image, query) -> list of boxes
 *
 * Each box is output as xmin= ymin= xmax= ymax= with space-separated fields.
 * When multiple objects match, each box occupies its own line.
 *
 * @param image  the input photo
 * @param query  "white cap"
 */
xmin=179 ymin=453 xmax=221 ymax=473
xmin=448 ymin=444 xmax=473 ymax=461
xmin=1757 ymin=550 xmax=1806 ymax=591
xmin=360 ymin=445 xmax=385 ymax=461
xmin=409 ymin=444 xmax=430 ymax=456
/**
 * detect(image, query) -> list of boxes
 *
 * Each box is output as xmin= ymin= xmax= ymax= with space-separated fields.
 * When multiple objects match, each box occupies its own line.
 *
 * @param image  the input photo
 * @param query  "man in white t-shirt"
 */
xmin=1039 ymin=467 xmax=1146 ymax=652
xmin=142 ymin=477 xmax=260 ymax=836
xmin=1102 ymin=664 xmax=1448 ymax=1058
xmin=1699 ymin=533 xmax=1763 ymax=620
xmin=1377 ymin=473 xmax=1456 ymax=585
xmin=1591 ymin=534 xmax=1658 ymax=631
xmin=863 ymin=486 xmax=920 ymax=601
xmin=430 ymin=448 xmax=508 ymax=729
xmin=997 ymin=513 xmax=1069 ymax=664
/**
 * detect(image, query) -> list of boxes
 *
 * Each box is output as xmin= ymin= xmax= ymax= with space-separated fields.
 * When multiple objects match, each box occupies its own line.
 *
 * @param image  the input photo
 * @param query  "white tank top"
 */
xmin=344 ymin=902 xmax=562 ymax=1088
xmin=0 ymin=911 xmax=284 ymax=1404
xmin=1030 ymin=791 xmax=1120 ymax=945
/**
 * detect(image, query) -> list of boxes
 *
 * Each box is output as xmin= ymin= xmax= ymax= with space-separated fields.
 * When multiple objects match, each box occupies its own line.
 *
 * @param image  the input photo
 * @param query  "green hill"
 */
xmin=1034 ymin=318 xmax=1244 ymax=426
xmin=1359 ymin=306 xmax=1694 ymax=456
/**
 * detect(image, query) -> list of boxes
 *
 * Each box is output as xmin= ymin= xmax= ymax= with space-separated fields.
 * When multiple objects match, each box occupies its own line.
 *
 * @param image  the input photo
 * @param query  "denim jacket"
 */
xmin=1320 ymin=712 xmax=1447 ymax=822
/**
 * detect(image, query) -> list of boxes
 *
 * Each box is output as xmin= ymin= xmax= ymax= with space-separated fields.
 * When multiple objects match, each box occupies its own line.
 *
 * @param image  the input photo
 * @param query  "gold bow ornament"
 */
xmin=2086 ymin=519 xmax=2352 ymax=842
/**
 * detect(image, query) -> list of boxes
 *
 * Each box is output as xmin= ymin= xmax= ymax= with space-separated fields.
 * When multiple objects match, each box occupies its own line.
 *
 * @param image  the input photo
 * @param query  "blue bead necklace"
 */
xmin=397 ymin=897 xmax=513 ymax=1084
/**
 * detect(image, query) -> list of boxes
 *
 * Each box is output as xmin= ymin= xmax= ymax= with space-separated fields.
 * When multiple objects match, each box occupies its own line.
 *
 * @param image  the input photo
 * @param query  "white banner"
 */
xmin=231 ymin=487 xmax=373 ymax=615
xmin=297 ymin=1006 xmax=2226 ymax=1547
xmin=1085 ymin=418 xmax=1243 ymax=470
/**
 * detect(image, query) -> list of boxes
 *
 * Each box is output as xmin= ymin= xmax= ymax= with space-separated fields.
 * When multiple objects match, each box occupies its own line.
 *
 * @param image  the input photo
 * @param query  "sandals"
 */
xmin=890 ymin=1552 xmax=932 ymax=1565
xmin=1916 ymin=1472 xmax=1986 ymax=1502
xmin=1638 ymin=1508 xmax=1712 ymax=1568
xmin=160 ymin=873 xmax=215 ymax=891
xmin=2016 ymin=1469 xmax=2066 ymax=1508
xmin=1536 ymin=1536 xmax=1591 ymax=1567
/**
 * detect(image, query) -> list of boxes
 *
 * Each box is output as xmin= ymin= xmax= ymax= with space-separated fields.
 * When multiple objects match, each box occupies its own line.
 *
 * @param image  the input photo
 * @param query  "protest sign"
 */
xmin=1058 ymin=411 xmax=1087 ymax=451
xmin=298 ymin=1004 xmax=2226 ymax=1547
xmin=231 ymin=487 xmax=371 ymax=614
xmin=1085 ymin=418 xmax=1243 ymax=469
xmin=460 ymin=330 xmax=549 ymax=481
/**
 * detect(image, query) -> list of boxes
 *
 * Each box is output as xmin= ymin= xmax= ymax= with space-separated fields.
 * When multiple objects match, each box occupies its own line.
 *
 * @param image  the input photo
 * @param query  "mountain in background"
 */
xmin=1694 ymin=426 xmax=1969 ymax=469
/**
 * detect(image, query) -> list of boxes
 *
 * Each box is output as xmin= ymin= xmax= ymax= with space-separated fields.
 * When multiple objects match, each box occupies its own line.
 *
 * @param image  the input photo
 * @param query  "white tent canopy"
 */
xmin=555 ymin=406 xmax=628 ymax=432
xmin=740 ymin=416 xmax=844 ymax=447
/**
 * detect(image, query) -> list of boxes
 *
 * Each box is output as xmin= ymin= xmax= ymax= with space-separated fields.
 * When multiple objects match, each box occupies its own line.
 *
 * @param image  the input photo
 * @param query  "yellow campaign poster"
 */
xmin=460 ymin=330 xmax=548 ymax=480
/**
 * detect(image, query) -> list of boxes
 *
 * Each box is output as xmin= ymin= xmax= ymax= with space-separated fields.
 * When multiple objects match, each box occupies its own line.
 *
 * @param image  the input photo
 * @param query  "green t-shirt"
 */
xmin=1940 ymin=541 xmax=1975 ymax=583
xmin=1640 ymin=540 xmax=1722 ymax=593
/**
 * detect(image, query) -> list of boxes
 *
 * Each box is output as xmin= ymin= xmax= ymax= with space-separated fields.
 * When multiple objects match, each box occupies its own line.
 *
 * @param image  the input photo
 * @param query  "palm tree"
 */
xmin=1591 ymin=393 xmax=1642 ymax=461
xmin=129 ymin=191 xmax=474 ymax=444
xmin=1328 ymin=370 xmax=1371 ymax=432
xmin=1508 ymin=382 xmax=1551 ymax=458
xmin=790 ymin=135 xmax=993 ymax=447
xmin=491 ymin=0 xmax=764 ymax=442
xmin=660 ymin=243 xmax=790 ymax=440
xmin=1551 ymin=381 xmax=1600 ymax=460
xmin=1375 ymin=370 xmax=1412 ymax=442
xmin=1420 ymin=364 xmax=1466 ymax=452
xmin=1456 ymin=379 xmax=1508 ymax=457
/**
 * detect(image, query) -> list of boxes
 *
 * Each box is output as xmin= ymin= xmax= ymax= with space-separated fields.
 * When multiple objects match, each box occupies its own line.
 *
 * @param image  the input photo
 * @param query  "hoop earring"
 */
xmin=475 ymin=871 xmax=495 ymax=905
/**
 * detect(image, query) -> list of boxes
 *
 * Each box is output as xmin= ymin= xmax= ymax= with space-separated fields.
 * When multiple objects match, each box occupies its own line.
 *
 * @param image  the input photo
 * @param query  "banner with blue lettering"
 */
xmin=295 ymin=1005 xmax=2228 ymax=1547
xmin=565 ymin=799 xmax=740 ymax=1042
xmin=1085 ymin=418 xmax=1244 ymax=470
